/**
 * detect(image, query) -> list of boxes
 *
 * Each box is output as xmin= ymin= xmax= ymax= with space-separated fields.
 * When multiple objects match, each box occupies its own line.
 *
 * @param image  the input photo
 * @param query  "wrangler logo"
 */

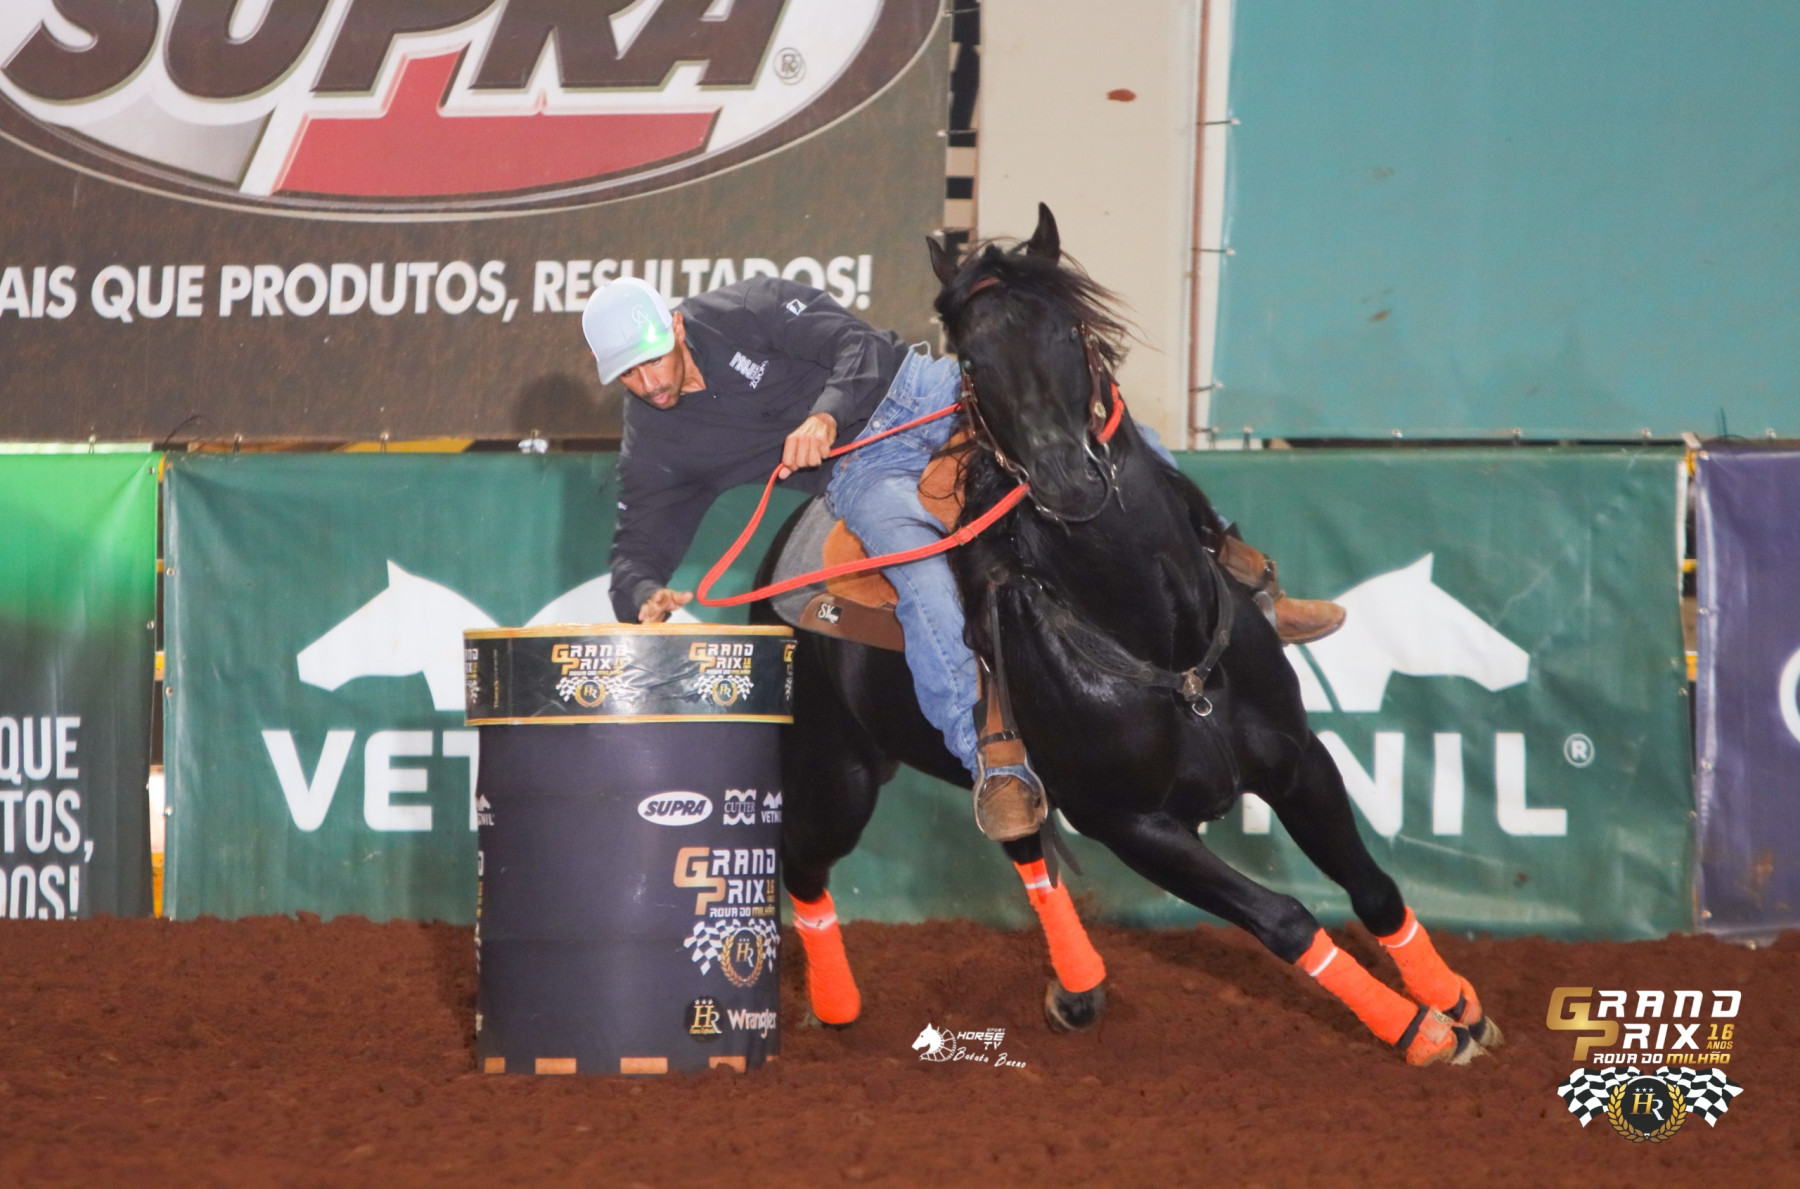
xmin=0 ymin=0 xmax=938 ymax=213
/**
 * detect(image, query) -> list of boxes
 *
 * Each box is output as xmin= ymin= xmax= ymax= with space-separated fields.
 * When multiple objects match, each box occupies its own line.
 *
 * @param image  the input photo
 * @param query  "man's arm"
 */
xmin=609 ymin=463 xmax=717 ymax=622
xmin=753 ymin=280 xmax=897 ymax=433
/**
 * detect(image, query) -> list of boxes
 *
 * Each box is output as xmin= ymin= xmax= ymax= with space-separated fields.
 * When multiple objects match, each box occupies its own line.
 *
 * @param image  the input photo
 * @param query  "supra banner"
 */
xmin=831 ymin=450 xmax=1694 ymax=940
xmin=1694 ymin=450 xmax=1800 ymax=938
xmin=160 ymin=453 xmax=802 ymax=922
xmin=0 ymin=454 xmax=158 ymax=918
xmin=0 ymin=1 xmax=946 ymax=440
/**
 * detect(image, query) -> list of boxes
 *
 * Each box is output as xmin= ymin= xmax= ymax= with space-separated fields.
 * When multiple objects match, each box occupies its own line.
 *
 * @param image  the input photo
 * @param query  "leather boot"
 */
xmin=971 ymin=664 xmax=1047 ymax=842
xmin=1217 ymin=537 xmax=1347 ymax=645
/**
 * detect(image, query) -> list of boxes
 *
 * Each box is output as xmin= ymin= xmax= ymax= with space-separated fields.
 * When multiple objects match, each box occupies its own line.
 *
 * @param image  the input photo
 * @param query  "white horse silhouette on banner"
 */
xmin=295 ymin=561 xmax=695 ymax=711
xmin=1285 ymin=553 xmax=1529 ymax=713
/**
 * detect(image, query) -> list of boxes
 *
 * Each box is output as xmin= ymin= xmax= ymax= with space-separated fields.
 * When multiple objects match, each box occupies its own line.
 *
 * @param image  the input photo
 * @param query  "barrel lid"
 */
xmin=466 ymin=623 xmax=795 ymax=640
xmin=464 ymin=624 xmax=795 ymax=725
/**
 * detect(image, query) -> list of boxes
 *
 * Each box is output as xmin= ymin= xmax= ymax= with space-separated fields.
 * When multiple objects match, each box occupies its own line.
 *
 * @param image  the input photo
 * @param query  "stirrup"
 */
xmin=972 ymin=758 xmax=1048 ymax=843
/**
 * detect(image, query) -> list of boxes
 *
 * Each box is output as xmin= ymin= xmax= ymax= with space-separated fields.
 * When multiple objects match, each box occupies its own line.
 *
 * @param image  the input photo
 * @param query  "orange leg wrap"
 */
xmin=1297 ymin=929 xmax=1421 ymax=1046
xmin=1014 ymin=860 xmax=1106 ymax=993
xmin=1378 ymin=907 xmax=1476 ymax=1018
xmin=789 ymin=891 xmax=861 ymax=1026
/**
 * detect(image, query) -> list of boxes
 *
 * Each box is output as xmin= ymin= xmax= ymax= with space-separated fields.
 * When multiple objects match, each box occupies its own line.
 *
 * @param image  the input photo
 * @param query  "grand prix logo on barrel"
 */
xmin=0 ymin=0 xmax=939 ymax=216
xmin=688 ymin=640 xmax=754 ymax=708
xmin=673 ymin=843 xmax=779 ymax=988
xmin=552 ymin=641 xmax=629 ymax=709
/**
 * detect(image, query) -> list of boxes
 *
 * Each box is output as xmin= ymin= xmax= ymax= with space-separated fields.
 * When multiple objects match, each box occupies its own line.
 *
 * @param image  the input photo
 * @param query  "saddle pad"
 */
xmin=769 ymin=500 xmax=904 ymax=651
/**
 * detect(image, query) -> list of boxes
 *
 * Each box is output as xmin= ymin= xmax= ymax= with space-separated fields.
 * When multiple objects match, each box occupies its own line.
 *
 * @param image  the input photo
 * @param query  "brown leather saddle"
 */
xmin=768 ymin=446 xmax=965 ymax=651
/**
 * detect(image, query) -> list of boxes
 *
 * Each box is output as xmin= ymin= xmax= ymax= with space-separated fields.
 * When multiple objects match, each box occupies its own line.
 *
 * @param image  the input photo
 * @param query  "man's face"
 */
xmin=619 ymin=314 xmax=687 ymax=410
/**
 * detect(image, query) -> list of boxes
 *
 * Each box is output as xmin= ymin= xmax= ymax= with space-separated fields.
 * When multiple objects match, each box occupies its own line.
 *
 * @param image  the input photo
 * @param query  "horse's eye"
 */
xmin=959 ymin=358 xmax=973 ymax=374
xmin=1069 ymin=325 xmax=1081 ymax=341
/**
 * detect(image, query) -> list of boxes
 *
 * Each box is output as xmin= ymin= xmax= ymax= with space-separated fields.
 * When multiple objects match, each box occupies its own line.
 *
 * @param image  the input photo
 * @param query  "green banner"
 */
xmin=1215 ymin=1 xmax=1800 ymax=439
xmin=161 ymin=454 xmax=801 ymax=922
xmin=832 ymin=449 xmax=1694 ymax=940
xmin=164 ymin=449 xmax=1691 ymax=938
xmin=0 ymin=454 xmax=158 ymax=918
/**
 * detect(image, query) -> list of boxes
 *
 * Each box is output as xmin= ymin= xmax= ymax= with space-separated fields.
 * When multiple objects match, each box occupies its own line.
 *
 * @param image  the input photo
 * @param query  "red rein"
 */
xmin=695 ymin=386 xmax=1125 ymax=608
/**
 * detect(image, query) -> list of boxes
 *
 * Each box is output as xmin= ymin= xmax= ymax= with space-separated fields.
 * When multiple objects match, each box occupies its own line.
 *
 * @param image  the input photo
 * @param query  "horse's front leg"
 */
xmin=780 ymin=646 xmax=891 ymax=1028
xmin=1079 ymin=806 xmax=1476 ymax=1066
xmin=1267 ymin=735 xmax=1504 ymax=1049
xmin=998 ymin=832 xmax=1107 ymax=1031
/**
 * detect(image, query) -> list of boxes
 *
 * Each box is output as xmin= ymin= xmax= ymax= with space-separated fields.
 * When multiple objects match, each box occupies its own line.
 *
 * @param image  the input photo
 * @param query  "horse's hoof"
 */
xmin=1043 ymin=979 xmax=1106 ymax=1033
xmin=1467 ymin=1014 xmax=1504 ymax=1049
xmin=805 ymin=1009 xmax=857 ymax=1031
xmin=1444 ymin=978 xmax=1502 ymax=1050
xmin=1448 ymin=1026 xmax=1488 ymax=1066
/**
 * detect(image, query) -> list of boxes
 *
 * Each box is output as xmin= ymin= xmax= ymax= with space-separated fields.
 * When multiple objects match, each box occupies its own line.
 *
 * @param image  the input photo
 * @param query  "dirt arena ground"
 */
xmin=0 ymin=915 xmax=1793 ymax=1187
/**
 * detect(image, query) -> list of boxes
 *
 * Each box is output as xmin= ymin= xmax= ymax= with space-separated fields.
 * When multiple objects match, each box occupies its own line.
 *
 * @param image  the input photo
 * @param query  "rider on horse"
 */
xmin=583 ymin=273 xmax=1343 ymax=842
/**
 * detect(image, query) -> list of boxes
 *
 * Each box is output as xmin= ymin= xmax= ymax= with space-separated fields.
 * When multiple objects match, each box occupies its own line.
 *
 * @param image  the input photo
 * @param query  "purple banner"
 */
xmin=1695 ymin=449 xmax=1800 ymax=937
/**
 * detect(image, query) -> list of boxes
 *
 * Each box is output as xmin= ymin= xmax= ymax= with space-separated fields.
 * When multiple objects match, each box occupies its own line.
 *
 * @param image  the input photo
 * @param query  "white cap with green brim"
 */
xmin=582 ymin=276 xmax=677 ymax=384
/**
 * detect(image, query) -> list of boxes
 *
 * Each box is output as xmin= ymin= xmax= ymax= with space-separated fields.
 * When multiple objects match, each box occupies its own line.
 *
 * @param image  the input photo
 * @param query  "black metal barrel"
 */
xmin=464 ymin=624 xmax=795 ymax=1076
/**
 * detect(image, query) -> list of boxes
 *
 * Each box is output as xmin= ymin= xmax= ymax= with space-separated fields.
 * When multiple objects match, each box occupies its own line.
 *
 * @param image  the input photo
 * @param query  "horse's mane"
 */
xmin=933 ymin=240 xmax=1133 ymax=372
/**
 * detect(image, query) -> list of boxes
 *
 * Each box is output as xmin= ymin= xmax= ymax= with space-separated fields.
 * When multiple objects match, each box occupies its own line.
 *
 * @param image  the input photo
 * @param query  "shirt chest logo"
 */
xmin=729 ymin=352 xmax=768 ymax=389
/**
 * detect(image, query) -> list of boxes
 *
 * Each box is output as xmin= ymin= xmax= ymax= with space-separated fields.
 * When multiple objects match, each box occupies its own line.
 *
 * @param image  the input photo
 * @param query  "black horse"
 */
xmin=756 ymin=206 xmax=1500 ymax=1065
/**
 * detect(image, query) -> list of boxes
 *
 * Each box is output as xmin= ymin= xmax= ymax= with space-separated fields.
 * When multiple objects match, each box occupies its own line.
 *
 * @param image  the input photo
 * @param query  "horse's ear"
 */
xmin=1025 ymin=202 xmax=1060 ymax=260
xmin=926 ymin=235 xmax=960 ymax=286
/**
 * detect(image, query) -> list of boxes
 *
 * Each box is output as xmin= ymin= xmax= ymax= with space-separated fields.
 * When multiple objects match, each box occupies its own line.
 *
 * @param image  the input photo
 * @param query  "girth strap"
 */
xmin=1018 ymin=552 xmax=1236 ymax=717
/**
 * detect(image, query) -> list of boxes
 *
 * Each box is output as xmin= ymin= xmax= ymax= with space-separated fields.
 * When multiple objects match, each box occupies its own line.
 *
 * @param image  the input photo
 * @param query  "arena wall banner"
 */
xmin=829 ymin=449 xmax=1694 ymax=940
xmin=0 ymin=453 xmax=158 ymax=918
xmin=160 ymin=453 xmax=803 ymax=922
xmin=0 ymin=2 xmax=947 ymax=441
xmin=163 ymin=449 xmax=1689 ymax=938
xmin=1694 ymin=449 xmax=1800 ymax=938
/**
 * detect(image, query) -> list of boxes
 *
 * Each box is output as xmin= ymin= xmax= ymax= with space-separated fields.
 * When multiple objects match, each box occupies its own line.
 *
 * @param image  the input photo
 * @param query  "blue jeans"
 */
xmin=826 ymin=348 xmax=1177 ymax=777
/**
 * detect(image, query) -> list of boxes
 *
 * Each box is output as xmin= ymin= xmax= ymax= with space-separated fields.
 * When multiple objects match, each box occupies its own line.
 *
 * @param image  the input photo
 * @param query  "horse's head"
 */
xmin=927 ymin=204 xmax=1130 ymax=521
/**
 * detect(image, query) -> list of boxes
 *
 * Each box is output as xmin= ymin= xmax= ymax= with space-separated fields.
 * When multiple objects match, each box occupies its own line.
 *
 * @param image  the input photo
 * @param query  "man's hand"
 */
xmin=777 ymin=412 xmax=838 ymax=480
xmin=638 ymin=588 xmax=694 ymax=623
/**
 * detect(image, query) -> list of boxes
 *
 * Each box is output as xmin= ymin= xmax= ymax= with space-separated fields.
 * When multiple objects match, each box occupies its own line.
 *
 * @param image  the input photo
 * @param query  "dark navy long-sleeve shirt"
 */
xmin=609 ymin=277 xmax=908 ymax=621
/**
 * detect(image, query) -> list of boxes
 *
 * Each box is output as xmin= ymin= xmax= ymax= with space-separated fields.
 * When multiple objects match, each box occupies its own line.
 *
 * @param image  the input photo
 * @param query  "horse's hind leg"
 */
xmin=1269 ymin=735 xmax=1503 ymax=1049
xmin=1094 ymin=809 xmax=1468 ymax=1065
xmin=1000 ymin=834 xmax=1107 ymax=1031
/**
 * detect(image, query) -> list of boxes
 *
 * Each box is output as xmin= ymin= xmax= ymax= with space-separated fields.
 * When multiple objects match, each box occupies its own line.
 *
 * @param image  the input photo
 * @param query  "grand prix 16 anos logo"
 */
xmin=1548 ymin=986 xmax=1746 ymax=1142
xmin=0 ymin=0 xmax=939 ymax=215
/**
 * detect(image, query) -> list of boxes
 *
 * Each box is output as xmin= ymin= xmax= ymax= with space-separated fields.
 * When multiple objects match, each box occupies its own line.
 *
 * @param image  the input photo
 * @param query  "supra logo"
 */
xmin=637 ymin=792 xmax=711 ymax=827
xmin=0 ymin=0 xmax=938 ymax=215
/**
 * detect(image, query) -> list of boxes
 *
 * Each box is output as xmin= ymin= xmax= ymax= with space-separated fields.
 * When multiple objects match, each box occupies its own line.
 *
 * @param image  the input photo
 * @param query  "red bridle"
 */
xmin=695 ymin=277 xmax=1126 ymax=607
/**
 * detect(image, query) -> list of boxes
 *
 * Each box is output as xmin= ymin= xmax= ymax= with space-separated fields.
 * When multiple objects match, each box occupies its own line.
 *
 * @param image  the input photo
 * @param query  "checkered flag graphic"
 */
xmin=1556 ymin=1067 xmax=1629 ymax=1125
xmin=1657 ymin=1066 xmax=1744 ymax=1126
